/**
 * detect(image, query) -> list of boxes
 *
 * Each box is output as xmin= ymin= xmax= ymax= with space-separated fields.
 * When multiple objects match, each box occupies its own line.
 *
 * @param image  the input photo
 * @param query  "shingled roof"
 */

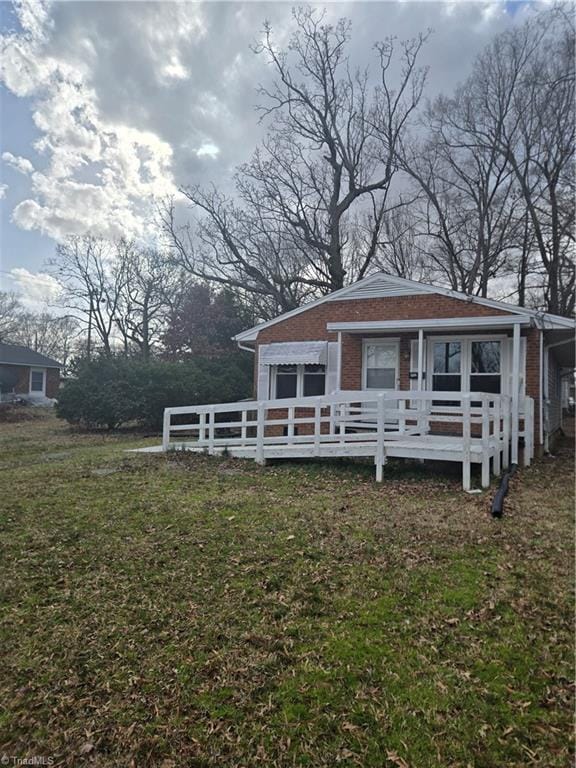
xmin=0 ymin=342 xmax=62 ymax=368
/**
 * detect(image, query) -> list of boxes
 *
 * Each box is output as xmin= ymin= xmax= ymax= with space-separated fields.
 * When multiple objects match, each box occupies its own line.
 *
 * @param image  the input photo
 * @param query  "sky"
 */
xmin=0 ymin=0 xmax=536 ymax=309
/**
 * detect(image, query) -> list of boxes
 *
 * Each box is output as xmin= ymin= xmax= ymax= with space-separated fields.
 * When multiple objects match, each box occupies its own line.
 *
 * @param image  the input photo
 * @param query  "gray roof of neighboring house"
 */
xmin=0 ymin=342 xmax=62 ymax=369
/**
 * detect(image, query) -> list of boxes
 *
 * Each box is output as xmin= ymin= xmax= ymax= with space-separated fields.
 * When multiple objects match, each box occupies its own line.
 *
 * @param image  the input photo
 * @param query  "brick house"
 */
xmin=0 ymin=342 xmax=62 ymax=403
xmin=158 ymin=273 xmax=574 ymax=489
xmin=234 ymin=273 xmax=574 ymax=455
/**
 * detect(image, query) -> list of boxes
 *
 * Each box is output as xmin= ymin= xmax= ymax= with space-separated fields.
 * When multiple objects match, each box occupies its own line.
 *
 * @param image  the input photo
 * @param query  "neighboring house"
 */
xmin=0 ymin=343 xmax=62 ymax=403
xmin=158 ymin=273 xmax=575 ymax=489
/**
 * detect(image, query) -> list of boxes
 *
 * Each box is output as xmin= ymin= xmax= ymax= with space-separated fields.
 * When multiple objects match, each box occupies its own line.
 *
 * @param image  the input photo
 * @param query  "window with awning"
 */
xmin=259 ymin=341 xmax=328 ymax=366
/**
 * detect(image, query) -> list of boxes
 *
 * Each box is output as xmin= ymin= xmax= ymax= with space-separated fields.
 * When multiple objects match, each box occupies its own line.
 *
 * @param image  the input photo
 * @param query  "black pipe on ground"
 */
xmin=490 ymin=464 xmax=518 ymax=518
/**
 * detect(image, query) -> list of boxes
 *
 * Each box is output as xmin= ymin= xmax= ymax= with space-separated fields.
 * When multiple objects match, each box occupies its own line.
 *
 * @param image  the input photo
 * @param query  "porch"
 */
xmin=150 ymin=390 xmax=535 ymax=491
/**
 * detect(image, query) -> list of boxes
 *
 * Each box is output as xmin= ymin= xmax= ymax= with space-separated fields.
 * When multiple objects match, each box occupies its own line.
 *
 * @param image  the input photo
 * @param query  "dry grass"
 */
xmin=0 ymin=411 xmax=573 ymax=767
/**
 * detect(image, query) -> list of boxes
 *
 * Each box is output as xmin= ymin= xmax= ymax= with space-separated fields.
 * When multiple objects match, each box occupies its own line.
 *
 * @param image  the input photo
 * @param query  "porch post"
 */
xmin=417 ymin=328 xmax=424 ymax=391
xmin=337 ymin=331 xmax=342 ymax=391
xmin=511 ymin=322 xmax=520 ymax=465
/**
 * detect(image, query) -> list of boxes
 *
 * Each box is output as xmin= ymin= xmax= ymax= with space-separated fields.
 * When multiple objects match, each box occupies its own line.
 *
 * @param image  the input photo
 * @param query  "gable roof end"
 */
xmin=234 ymin=272 xmax=575 ymax=342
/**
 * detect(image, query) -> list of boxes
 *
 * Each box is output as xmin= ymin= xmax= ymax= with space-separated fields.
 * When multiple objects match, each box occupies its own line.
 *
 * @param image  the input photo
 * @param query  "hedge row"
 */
xmin=56 ymin=356 xmax=252 ymax=430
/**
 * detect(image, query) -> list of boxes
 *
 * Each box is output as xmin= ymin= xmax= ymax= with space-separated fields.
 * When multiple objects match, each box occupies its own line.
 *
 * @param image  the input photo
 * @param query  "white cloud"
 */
xmin=0 ymin=0 xmax=180 ymax=243
xmin=196 ymin=142 xmax=220 ymax=159
xmin=9 ymin=267 xmax=62 ymax=308
xmin=0 ymin=0 xmax=524 ymax=253
xmin=2 ymin=152 xmax=34 ymax=174
xmin=0 ymin=184 xmax=8 ymax=199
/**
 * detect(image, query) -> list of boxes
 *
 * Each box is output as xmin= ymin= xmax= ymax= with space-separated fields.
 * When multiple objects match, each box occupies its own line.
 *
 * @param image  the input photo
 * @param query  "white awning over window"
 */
xmin=260 ymin=341 xmax=328 ymax=366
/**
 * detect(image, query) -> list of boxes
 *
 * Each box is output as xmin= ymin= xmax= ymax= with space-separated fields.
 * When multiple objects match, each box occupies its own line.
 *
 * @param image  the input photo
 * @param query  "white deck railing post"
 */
xmin=524 ymin=397 xmax=534 ymax=467
xmin=502 ymin=397 xmax=511 ymax=470
xmin=481 ymin=396 xmax=490 ymax=488
xmin=375 ymin=393 xmax=386 ymax=482
xmin=314 ymin=398 xmax=322 ymax=455
xmin=462 ymin=395 xmax=471 ymax=491
xmin=399 ymin=398 xmax=406 ymax=434
xmin=241 ymin=408 xmax=247 ymax=444
xmin=208 ymin=407 xmax=215 ymax=455
xmin=162 ymin=408 xmax=171 ymax=451
xmin=288 ymin=406 xmax=295 ymax=441
xmin=493 ymin=396 xmax=501 ymax=476
xmin=329 ymin=403 xmax=336 ymax=435
xmin=255 ymin=402 xmax=266 ymax=465
xmin=199 ymin=412 xmax=206 ymax=444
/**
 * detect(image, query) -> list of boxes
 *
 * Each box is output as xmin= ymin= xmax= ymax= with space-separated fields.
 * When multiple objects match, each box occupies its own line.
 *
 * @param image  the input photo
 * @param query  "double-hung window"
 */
xmin=273 ymin=364 xmax=326 ymax=399
xmin=30 ymin=369 xmax=45 ymax=393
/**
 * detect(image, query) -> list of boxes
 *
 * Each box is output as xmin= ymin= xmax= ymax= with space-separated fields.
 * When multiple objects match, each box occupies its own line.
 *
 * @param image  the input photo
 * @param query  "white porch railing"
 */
xmin=161 ymin=391 xmax=534 ymax=490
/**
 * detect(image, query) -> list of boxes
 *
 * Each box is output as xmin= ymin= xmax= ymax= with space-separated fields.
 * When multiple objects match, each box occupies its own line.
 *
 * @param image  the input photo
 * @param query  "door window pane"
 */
xmin=470 ymin=374 xmax=501 ymax=394
xmin=303 ymin=365 xmax=325 ymax=396
xmin=367 ymin=368 xmax=396 ymax=389
xmin=275 ymin=365 xmax=297 ymax=399
xmin=365 ymin=344 xmax=397 ymax=389
xmin=471 ymin=341 xmax=500 ymax=373
xmin=433 ymin=342 xmax=461 ymax=373
xmin=432 ymin=374 xmax=462 ymax=393
xmin=30 ymin=371 xmax=44 ymax=392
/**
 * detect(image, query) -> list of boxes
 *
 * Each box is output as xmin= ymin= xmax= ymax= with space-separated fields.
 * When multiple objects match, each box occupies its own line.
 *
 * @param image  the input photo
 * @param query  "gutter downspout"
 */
xmin=237 ymin=342 xmax=256 ymax=354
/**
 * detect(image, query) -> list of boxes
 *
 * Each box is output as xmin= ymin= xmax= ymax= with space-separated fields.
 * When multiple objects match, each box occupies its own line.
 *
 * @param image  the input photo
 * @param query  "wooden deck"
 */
xmin=136 ymin=390 xmax=534 ymax=491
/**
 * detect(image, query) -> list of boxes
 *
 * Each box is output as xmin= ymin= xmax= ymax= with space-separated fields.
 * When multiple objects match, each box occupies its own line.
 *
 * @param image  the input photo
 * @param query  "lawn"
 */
xmin=0 ymin=411 xmax=573 ymax=767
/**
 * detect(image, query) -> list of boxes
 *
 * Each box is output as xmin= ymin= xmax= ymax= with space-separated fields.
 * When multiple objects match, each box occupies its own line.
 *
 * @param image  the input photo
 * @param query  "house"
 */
xmin=0 ymin=342 xmax=62 ymax=403
xmin=157 ymin=273 xmax=575 ymax=489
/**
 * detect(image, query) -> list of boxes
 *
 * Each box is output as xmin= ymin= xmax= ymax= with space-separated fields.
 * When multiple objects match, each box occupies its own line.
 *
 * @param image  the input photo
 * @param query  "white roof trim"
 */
xmin=327 ymin=316 xmax=531 ymax=333
xmin=259 ymin=341 xmax=327 ymax=366
xmin=234 ymin=272 xmax=575 ymax=342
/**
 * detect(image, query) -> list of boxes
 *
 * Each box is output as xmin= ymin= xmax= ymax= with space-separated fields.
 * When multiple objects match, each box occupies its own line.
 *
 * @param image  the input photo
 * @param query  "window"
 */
xmin=432 ymin=342 xmax=461 ymax=393
xmin=470 ymin=341 xmax=501 ymax=394
xmin=303 ymin=364 xmax=325 ymax=396
xmin=275 ymin=365 xmax=298 ymax=399
xmin=364 ymin=342 xmax=398 ymax=389
xmin=30 ymin=370 xmax=44 ymax=393
xmin=273 ymin=364 xmax=326 ymax=399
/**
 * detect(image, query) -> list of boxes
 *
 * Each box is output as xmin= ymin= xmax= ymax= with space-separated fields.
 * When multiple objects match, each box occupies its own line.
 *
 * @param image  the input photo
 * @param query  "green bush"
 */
xmin=56 ymin=355 xmax=253 ymax=430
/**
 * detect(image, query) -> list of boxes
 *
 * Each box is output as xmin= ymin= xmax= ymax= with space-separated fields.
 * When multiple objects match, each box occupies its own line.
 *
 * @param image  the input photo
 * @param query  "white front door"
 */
xmin=362 ymin=340 xmax=399 ymax=390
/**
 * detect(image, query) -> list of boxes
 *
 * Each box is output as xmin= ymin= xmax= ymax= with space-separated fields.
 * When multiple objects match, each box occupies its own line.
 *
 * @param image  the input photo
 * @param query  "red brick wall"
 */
xmin=257 ymin=294 xmax=512 ymax=344
xmin=252 ymin=294 xmax=542 ymax=444
xmin=46 ymin=368 xmax=60 ymax=398
xmin=0 ymin=365 xmax=60 ymax=398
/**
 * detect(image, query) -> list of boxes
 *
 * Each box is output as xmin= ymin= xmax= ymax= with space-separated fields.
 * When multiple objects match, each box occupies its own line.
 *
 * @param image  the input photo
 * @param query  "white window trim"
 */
xmin=427 ymin=334 xmax=514 ymax=394
xmin=29 ymin=367 xmax=46 ymax=396
xmin=270 ymin=363 xmax=326 ymax=399
xmin=362 ymin=338 xmax=400 ymax=390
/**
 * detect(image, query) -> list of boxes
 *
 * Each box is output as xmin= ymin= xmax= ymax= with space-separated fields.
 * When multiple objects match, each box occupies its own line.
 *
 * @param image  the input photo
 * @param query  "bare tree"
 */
xmin=401 ymin=114 xmax=521 ymax=297
xmin=418 ymin=8 xmax=574 ymax=314
xmin=0 ymin=292 xmax=22 ymax=342
xmin=165 ymin=8 xmax=429 ymax=312
xmin=49 ymin=236 xmax=127 ymax=356
xmin=242 ymin=8 xmax=428 ymax=292
xmin=113 ymin=245 xmax=175 ymax=359
xmin=11 ymin=312 xmax=80 ymax=367
xmin=370 ymin=204 xmax=433 ymax=283
xmin=161 ymin=191 xmax=315 ymax=321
